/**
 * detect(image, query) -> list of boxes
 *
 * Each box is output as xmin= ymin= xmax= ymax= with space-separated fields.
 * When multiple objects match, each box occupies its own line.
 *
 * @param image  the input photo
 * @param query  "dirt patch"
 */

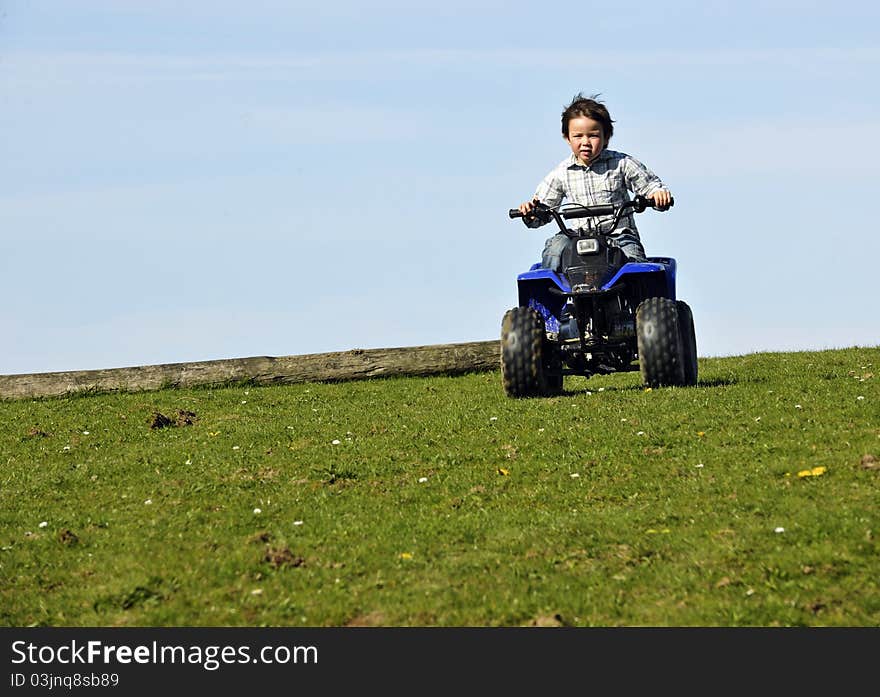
xmin=58 ymin=529 xmax=79 ymax=546
xmin=264 ymin=546 xmax=304 ymax=569
xmin=26 ymin=427 xmax=51 ymax=438
xmin=150 ymin=410 xmax=198 ymax=429
xmin=345 ymin=611 xmax=387 ymax=627
xmin=523 ymin=613 xmax=566 ymax=627
xmin=860 ymin=454 xmax=878 ymax=470
xmin=150 ymin=412 xmax=174 ymax=429
xmin=176 ymin=410 xmax=197 ymax=426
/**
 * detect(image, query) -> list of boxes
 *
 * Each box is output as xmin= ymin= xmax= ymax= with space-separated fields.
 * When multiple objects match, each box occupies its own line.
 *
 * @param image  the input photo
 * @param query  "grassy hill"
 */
xmin=1 ymin=346 xmax=877 ymax=626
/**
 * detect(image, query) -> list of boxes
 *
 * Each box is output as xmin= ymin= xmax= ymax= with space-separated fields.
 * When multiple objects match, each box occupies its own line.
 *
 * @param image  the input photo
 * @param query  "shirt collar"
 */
xmin=566 ymin=149 xmax=611 ymax=169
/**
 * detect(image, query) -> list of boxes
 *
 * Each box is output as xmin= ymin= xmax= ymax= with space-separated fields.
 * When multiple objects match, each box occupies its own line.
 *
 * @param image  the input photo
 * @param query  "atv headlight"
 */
xmin=576 ymin=238 xmax=599 ymax=255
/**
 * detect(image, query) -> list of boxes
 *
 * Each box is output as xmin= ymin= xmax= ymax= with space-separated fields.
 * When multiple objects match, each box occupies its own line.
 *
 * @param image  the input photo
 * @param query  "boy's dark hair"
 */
xmin=561 ymin=93 xmax=614 ymax=142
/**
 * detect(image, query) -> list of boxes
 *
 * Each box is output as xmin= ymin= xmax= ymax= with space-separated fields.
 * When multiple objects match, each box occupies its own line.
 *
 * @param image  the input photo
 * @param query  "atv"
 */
xmin=501 ymin=194 xmax=697 ymax=397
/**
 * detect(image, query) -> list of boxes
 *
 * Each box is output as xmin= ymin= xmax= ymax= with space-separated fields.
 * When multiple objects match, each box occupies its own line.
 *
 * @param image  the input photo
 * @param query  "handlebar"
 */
xmin=507 ymin=194 xmax=673 ymax=220
xmin=562 ymin=204 xmax=616 ymax=219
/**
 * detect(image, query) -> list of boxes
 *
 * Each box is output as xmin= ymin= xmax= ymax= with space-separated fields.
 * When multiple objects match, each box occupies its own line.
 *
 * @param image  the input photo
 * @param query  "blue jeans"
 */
xmin=541 ymin=228 xmax=647 ymax=272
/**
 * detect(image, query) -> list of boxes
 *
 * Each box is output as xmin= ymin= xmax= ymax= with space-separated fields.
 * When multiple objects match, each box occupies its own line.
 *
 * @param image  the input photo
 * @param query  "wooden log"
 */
xmin=0 ymin=340 xmax=502 ymax=400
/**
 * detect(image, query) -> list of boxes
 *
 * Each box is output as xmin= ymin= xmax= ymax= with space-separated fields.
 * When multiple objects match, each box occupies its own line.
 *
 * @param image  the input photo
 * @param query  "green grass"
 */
xmin=1 ymin=347 xmax=878 ymax=627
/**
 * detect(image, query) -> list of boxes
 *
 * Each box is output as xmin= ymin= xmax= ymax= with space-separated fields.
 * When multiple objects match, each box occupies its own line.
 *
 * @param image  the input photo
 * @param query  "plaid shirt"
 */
xmin=526 ymin=149 xmax=667 ymax=237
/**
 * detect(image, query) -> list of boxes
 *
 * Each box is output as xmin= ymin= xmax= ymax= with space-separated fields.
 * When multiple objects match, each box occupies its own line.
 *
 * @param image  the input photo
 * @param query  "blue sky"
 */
xmin=2 ymin=1 xmax=879 ymax=374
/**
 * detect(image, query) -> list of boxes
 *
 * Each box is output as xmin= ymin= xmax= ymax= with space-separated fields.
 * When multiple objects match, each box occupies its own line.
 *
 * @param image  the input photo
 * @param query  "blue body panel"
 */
xmin=517 ymin=264 xmax=572 ymax=291
xmin=602 ymin=257 xmax=677 ymax=300
xmin=516 ymin=265 xmax=570 ymax=333
xmin=516 ymin=257 xmax=677 ymax=331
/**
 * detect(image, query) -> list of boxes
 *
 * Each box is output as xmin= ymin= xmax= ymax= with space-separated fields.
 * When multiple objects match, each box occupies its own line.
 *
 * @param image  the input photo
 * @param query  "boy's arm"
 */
xmin=622 ymin=155 xmax=672 ymax=208
xmin=520 ymin=171 xmax=564 ymax=228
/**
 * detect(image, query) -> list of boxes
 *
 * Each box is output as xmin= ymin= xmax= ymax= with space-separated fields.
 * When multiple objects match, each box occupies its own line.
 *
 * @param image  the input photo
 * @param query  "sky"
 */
xmin=2 ymin=0 xmax=879 ymax=375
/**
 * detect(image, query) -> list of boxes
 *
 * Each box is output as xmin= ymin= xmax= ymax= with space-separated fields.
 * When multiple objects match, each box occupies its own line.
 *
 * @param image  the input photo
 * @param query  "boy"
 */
xmin=518 ymin=93 xmax=673 ymax=270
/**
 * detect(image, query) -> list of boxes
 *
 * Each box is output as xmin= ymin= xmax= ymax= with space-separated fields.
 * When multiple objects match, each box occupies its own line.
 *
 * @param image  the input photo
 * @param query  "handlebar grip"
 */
xmin=644 ymin=195 xmax=675 ymax=208
xmin=509 ymin=209 xmax=523 ymax=219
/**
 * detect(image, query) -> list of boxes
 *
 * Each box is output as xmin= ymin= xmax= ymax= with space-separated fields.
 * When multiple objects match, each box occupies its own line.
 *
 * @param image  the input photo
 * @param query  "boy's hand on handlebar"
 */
xmin=518 ymin=197 xmax=541 ymax=218
xmin=650 ymin=189 xmax=673 ymax=211
xmin=517 ymin=197 xmax=551 ymax=224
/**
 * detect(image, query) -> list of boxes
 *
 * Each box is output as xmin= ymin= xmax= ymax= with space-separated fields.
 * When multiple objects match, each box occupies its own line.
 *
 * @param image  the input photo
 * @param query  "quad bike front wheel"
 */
xmin=501 ymin=306 xmax=561 ymax=398
xmin=636 ymin=297 xmax=692 ymax=388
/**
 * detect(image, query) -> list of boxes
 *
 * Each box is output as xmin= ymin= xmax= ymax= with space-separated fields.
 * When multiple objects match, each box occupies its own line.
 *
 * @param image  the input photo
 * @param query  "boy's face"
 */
xmin=565 ymin=116 xmax=606 ymax=166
